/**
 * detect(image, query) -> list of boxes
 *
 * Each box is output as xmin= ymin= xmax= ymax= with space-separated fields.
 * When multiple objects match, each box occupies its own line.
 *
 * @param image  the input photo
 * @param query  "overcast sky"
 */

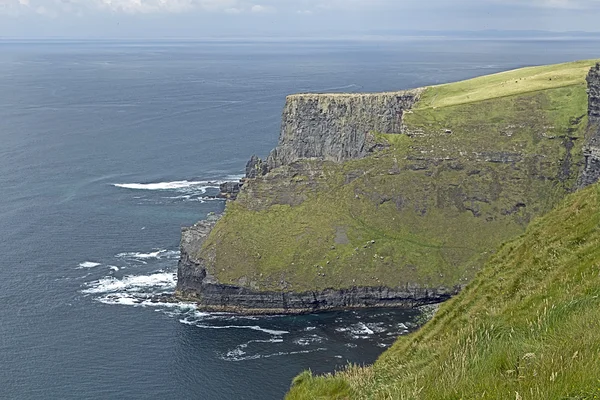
xmin=1 ymin=0 xmax=600 ymax=39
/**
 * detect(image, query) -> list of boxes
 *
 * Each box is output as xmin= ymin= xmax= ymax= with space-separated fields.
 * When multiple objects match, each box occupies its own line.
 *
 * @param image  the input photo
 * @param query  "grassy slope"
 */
xmin=287 ymin=182 xmax=600 ymax=400
xmin=418 ymin=59 xmax=596 ymax=109
xmin=195 ymin=60 xmax=597 ymax=293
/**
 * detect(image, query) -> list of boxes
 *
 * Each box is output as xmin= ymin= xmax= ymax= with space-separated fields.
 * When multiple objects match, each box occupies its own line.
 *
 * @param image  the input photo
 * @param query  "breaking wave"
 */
xmin=113 ymin=175 xmax=244 ymax=192
xmin=77 ymin=261 xmax=102 ymax=269
xmin=115 ymin=249 xmax=180 ymax=260
xmin=81 ymin=271 xmax=176 ymax=295
xmin=114 ymin=180 xmax=217 ymax=191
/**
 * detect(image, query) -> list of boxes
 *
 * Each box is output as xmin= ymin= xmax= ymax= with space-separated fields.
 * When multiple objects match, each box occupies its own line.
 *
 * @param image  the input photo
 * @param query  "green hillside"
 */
xmin=195 ymin=60 xmax=597 ymax=293
xmin=287 ymin=181 xmax=600 ymax=399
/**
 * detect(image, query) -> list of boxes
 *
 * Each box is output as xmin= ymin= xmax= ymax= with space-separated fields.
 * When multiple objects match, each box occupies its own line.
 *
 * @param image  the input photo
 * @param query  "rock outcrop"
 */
xmin=177 ymin=217 xmax=220 ymax=290
xmin=218 ymin=181 xmax=243 ymax=200
xmin=245 ymin=155 xmax=268 ymax=179
xmin=263 ymin=90 xmax=422 ymax=172
xmin=580 ymin=63 xmax=600 ymax=187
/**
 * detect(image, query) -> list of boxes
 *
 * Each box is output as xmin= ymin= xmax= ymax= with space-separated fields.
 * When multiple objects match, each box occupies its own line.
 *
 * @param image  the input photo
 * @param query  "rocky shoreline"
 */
xmin=174 ymin=215 xmax=460 ymax=314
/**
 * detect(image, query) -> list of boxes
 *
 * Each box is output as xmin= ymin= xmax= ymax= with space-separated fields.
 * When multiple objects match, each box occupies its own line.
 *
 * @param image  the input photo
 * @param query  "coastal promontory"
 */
xmin=176 ymin=60 xmax=600 ymax=314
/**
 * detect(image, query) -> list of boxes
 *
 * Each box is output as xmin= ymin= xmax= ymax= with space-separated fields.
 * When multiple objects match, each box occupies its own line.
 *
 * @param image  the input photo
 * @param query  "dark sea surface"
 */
xmin=0 ymin=38 xmax=598 ymax=399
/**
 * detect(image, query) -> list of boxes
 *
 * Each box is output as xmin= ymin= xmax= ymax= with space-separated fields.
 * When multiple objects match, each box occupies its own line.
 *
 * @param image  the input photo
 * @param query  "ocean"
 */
xmin=0 ymin=38 xmax=598 ymax=399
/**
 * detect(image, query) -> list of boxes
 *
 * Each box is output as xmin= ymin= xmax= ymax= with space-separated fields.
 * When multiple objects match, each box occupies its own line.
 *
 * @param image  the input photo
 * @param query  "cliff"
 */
xmin=176 ymin=60 xmax=599 ymax=314
xmin=580 ymin=63 xmax=600 ymax=186
xmin=265 ymin=91 xmax=422 ymax=170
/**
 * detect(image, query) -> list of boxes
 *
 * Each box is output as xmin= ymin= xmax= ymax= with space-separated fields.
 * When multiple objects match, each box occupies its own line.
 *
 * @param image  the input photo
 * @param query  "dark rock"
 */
xmin=580 ymin=64 xmax=600 ymax=187
xmin=245 ymin=155 xmax=269 ymax=179
xmin=266 ymin=90 xmax=422 ymax=170
xmin=218 ymin=181 xmax=243 ymax=200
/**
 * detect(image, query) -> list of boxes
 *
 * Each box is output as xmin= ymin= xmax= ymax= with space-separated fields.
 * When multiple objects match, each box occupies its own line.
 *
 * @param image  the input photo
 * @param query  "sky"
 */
xmin=1 ymin=0 xmax=600 ymax=39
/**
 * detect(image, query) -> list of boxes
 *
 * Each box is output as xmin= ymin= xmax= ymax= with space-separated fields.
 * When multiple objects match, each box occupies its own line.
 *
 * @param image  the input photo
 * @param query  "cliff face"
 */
xmin=178 ymin=214 xmax=457 ymax=314
xmin=176 ymin=60 xmax=597 ymax=314
xmin=580 ymin=63 xmax=600 ymax=187
xmin=588 ymin=64 xmax=600 ymax=126
xmin=265 ymin=90 xmax=422 ymax=171
xmin=177 ymin=89 xmax=455 ymax=313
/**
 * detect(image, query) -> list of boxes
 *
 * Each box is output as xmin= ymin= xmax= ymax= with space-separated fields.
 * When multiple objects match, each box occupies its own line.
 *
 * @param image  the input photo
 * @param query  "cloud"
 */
xmin=0 ymin=0 xmax=245 ymax=15
xmin=1 ymin=0 xmax=600 ymax=25
xmin=250 ymin=4 xmax=273 ymax=13
xmin=0 ymin=0 xmax=405 ymax=17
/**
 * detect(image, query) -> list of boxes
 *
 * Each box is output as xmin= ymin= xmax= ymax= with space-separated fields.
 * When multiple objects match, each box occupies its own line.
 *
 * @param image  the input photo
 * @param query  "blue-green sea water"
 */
xmin=0 ymin=38 xmax=598 ymax=399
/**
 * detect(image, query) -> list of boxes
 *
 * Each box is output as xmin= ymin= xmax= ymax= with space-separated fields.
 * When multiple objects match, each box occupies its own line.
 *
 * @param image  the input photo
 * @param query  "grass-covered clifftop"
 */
xmin=191 ymin=60 xmax=598 ymax=293
xmin=287 ymin=181 xmax=600 ymax=399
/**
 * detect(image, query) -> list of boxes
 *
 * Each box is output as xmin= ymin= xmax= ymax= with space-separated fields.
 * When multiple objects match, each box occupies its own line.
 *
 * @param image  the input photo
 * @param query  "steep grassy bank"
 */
xmin=287 ymin=181 xmax=600 ymax=399
xmin=191 ymin=60 xmax=596 ymax=294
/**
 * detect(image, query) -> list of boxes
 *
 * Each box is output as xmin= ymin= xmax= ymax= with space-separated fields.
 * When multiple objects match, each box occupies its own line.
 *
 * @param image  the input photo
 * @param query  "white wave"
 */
xmin=222 ymin=348 xmax=327 ymax=362
xmin=294 ymin=336 xmax=324 ymax=346
xmin=115 ymin=249 xmax=179 ymax=260
xmin=223 ymin=338 xmax=284 ymax=360
xmin=225 ymin=348 xmax=247 ymax=359
xmin=177 ymin=320 xmax=288 ymax=336
xmin=82 ymin=271 xmax=176 ymax=294
xmin=336 ymin=322 xmax=377 ymax=339
xmin=109 ymin=266 xmax=120 ymax=272
xmin=95 ymin=292 xmax=198 ymax=311
xmin=77 ymin=261 xmax=102 ymax=269
xmin=113 ymin=175 xmax=244 ymax=192
xmin=97 ymin=293 xmax=139 ymax=306
xmin=114 ymin=180 xmax=213 ymax=191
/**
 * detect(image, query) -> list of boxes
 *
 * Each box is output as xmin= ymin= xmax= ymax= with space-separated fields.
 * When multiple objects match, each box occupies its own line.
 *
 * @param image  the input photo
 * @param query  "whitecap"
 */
xmin=98 ymin=294 xmax=139 ymax=306
xmin=177 ymin=320 xmax=288 ymax=336
xmin=112 ymin=176 xmax=245 ymax=192
xmin=222 ymin=348 xmax=326 ymax=362
xmin=115 ymin=249 xmax=179 ymax=260
xmin=114 ymin=180 xmax=212 ymax=191
xmin=358 ymin=322 xmax=375 ymax=335
xmin=82 ymin=271 xmax=177 ymax=294
xmin=294 ymin=336 xmax=324 ymax=346
xmin=108 ymin=266 xmax=120 ymax=272
xmin=77 ymin=261 xmax=102 ymax=269
xmin=336 ymin=322 xmax=377 ymax=339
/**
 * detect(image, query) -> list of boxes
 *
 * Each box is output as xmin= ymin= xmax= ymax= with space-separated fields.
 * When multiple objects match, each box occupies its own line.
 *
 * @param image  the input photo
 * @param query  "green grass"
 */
xmin=193 ymin=60 xmax=594 ymax=292
xmin=416 ymin=59 xmax=598 ymax=109
xmin=287 ymin=182 xmax=600 ymax=399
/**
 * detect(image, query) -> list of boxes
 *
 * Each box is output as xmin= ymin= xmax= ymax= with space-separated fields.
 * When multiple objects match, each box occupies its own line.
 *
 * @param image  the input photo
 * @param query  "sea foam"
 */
xmin=113 ymin=175 xmax=244 ymax=192
xmin=115 ymin=249 xmax=179 ymax=260
xmin=82 ymin=271 xmax=176 ymax=294
xmin=77 ymin=261 xmax=102 ymax=269
xmin=114 ymin=180 xmax=214 ymax=190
